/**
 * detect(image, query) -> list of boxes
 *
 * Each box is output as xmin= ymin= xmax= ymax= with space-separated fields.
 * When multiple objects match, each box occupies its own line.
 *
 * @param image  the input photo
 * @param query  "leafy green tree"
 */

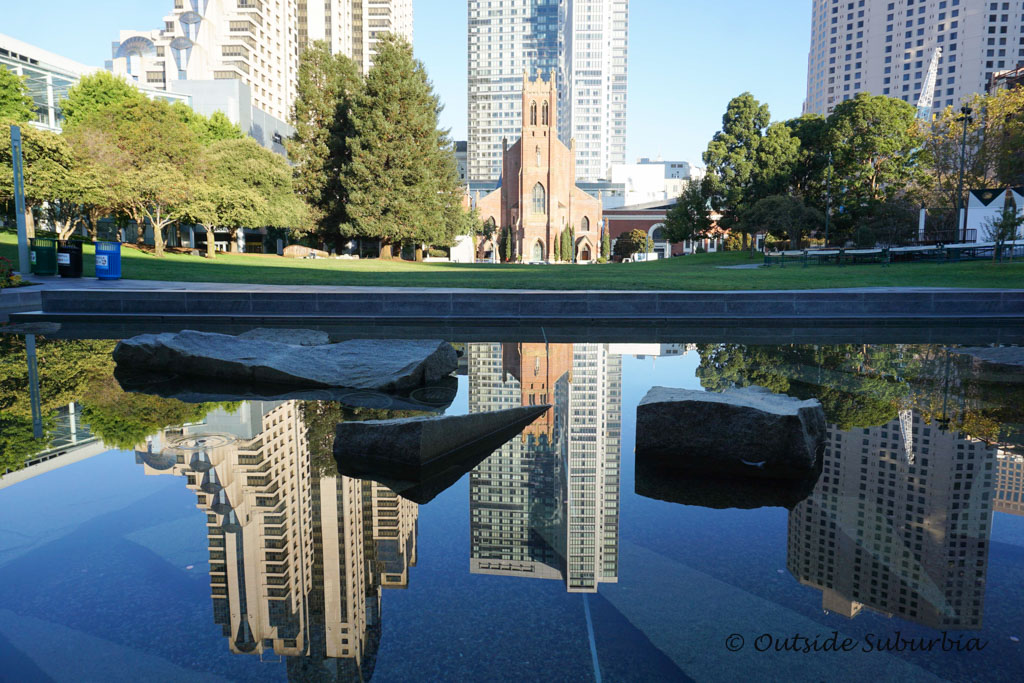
xmin=73 ymin=97 xmax=199 ymax=256
xmin=552 ymin=226 xmax=561 ymax=261
xmin=287 ymin=41 xmax=363 ymax=250
xmin=825 ymin=94 xmax=925 ymax=240
xmin=852 ymin=200 xmax=919 ymax=247
xmin=343 ymin=34 xmax=467 ymax=258
xmin=664 ymin=179 xmax=713 ymax=245
xmin=0 ymin=68 xmax=36 ymax=122
xmin=703 ymin=93 xmax=799 ymax=253
xmin=0 ymin=124 xmax=75 ymax=237
xmin=60 ymin=71 xmax=146 ymax=127
xmin=743 ymin=194 xmax=823 ymax=250
xmin=63 ymin=125 xmax=128 ymax=241
xmin=613 ymin=229 xmax=652 ymax=259
xmin=170 ymin=102 xmax=244 ymax=145
xmin=600 ymin=226 xmax=610 ymax=262
xmin=560 ymin=228 xmax=570 ymax=263
xmin=785 ymin=114 xmax=830 ymax=208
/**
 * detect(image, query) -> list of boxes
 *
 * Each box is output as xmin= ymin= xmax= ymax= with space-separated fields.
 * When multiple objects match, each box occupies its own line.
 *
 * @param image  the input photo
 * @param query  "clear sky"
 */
xmin=2 ymin=0 xmax=811 ymax=166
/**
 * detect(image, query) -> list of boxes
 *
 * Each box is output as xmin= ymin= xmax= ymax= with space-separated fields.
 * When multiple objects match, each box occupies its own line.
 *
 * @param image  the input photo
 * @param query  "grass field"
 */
xmin=3 ymin=232 xmax=1022 ymax=291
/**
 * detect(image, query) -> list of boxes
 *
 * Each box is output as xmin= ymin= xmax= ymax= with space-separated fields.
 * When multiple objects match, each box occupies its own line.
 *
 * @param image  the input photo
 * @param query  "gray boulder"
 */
xmin=636 ymin=386 xmax=825 ymax=479
xmin=113 ymin=330 xmax=457 ymax=392
xmin=238 ymin=328 xmax=330 ymax=346
xmin=335 ymin=405 xmax=550 ymax=500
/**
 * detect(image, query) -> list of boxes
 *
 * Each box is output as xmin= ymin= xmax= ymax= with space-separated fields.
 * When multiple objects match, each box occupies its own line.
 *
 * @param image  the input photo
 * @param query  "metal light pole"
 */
xmin=824 ymin=151 xmax=833 ymax=248
xmin=955 ymin=106 xmax=973 ymax=243
xmin=10 ymin=125 xmax=30 ymax=276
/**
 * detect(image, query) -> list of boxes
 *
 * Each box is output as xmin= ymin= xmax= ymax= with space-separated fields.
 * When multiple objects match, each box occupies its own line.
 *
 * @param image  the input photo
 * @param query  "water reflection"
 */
xmin=467 ymin=343 xmax=622 ymax=592
xmin=788 ymin=412 xmax=996 ymax=630
xmin=135 ymin=401 xmax=417 ymax=679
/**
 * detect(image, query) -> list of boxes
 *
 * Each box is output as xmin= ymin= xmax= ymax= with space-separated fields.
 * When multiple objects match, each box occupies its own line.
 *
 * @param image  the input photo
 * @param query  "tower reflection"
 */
xmin=467 ymin=343 xmax=622 ymax=592
xmin=135 ymin=400 xmax=417 ymax=679
xmin=788 ymin=411 xmax=996 ymax=630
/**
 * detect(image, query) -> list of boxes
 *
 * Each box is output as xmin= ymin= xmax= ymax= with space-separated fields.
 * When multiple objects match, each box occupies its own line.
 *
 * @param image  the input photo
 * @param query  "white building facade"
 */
xmin=112 ymin=1 xmax=414 ymax=124
xmin=609 ymin=158 xmax=704 ymax=206
xmin=467 ymin=0 xmax=628 ymax=183
xmin=804 ymin=0 xmax=1024 ymax=116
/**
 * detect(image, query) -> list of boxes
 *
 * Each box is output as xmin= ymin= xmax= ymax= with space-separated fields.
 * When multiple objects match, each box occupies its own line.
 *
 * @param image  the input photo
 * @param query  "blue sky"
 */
xmin=3 ymin=0 xmax=810 ymax=165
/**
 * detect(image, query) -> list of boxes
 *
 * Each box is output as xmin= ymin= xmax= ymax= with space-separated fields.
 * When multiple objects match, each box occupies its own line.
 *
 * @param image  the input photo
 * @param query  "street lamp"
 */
xmin=824 ymin=150 xmax=833 ymax=249
xmin=955 ymin=106 xmax=973 ymax=242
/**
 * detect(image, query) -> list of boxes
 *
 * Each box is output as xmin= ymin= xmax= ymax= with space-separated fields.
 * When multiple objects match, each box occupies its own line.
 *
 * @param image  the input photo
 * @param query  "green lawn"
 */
xmin=2 ymin=232 xmax=1022 ymax=290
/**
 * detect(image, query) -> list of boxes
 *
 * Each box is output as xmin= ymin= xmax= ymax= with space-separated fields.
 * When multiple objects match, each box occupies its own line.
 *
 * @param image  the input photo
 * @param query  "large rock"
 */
xmin=335 ymin=405 xmax=550 ymax=503
xmin=113 ymin=330 xmax=457 ymax=392
xmin=237 ymin=328 xmax=330 ymax=346
xmin=636 ymin=386 xmax=825 ymax=479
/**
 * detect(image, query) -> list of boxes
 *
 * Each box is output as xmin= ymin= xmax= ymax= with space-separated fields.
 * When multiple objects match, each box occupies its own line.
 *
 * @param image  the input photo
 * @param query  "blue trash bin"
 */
xmin=95 ymin=241 xmax=122 ymax=280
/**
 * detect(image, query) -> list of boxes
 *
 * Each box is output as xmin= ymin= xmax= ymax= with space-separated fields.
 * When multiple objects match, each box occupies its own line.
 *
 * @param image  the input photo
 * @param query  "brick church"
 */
xmin=476 ymin=71 xmax=603 ymax=263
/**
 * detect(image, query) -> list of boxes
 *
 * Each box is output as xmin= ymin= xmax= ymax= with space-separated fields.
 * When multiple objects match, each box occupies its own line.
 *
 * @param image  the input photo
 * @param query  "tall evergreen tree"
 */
xmin=343 ymin=34 xmax=467 ymax=258
xmin=287 ymin=41 xmax=362 ymax=250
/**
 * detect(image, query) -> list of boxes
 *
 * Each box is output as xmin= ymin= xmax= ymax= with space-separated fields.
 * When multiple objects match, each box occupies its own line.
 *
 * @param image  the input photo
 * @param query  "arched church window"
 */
xmin=532 ymin=183 xmax=546 ymax=214
xmin=542 ymin=101 xmax=549 ymax=125
xmin=530 ymin=101 xmax=537 ymax=126
xmin=581 ymin=216 xmax=590 ymax=232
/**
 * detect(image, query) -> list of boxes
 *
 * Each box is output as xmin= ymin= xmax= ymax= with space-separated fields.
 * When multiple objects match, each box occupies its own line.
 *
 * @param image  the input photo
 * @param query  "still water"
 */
xmin=1 ymin=335 xmax=1023 ymax=682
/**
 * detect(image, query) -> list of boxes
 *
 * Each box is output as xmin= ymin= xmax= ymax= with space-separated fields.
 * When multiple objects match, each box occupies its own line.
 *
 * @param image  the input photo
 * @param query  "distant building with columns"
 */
xmin=475 ymin=71 xmax=603 ymax=263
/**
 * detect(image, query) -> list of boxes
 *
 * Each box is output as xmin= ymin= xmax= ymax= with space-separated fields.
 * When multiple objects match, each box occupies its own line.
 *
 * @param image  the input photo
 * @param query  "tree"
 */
xmin=853 ymin=200 xmax=919 ymax=247
xmin=0 ymin=124 xmax=75 ymax=237
xmin=171 ymin=102 xmax=244 ymax=145
xmin=343 ymin=34 xmax=469 ymax=258
xmin=60 ymin=71 xmax=146 ymax=128
xmin=825 ymin=94 xmax=925 ymax=240
xmin=287 ymin=41 xmax=363 ymax=250
xmin=664 ymin=179 xmax=713 ymax=245
xmin=600 ymin=225 xmax=610 ymax=262
xmin=785 ymin=114 xmax=830 ymax=209
xmin=703 ymin=93 xmax=799 ymax=253
xmin=552 ymin=225 xmax=561 ymax=261
xmin=982 ymin=195 xmax=1023 ymax=262
xmin=0 ymin=68 xmax=35 ymax=122
xmin=743 ymin=195 xmax=823 ymax=250
xmin=72 ymin=97 xmax=199 ymax=256
xmin=63 ymin=125 xmax=129 ymax=241
xmin=613 ymin=229 xmax=653 ymax=259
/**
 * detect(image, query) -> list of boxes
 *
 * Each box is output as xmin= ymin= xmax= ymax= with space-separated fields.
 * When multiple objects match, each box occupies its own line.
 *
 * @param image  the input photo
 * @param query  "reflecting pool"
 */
xmin=1 ymin=335 xmax=1023 ymax=682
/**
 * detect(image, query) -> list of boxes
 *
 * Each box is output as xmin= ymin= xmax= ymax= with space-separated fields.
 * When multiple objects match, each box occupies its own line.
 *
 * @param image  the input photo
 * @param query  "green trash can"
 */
xmin=57 ymin=240 xmax=84 ymax=278
xmin=30 ymin=237 xmax=58 ymax=276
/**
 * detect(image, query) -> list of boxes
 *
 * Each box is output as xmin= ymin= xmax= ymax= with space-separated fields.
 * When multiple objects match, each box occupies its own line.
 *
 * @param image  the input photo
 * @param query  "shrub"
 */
xmin=428 ymin=247 xmax=448 ymax=258
xmin=0 ymin=256 xmax=23 ymax=288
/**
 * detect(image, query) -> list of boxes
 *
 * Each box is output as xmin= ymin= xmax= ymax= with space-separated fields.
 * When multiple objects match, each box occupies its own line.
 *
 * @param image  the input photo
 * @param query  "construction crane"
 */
xmin=916 ymin=47 xmax=943 ymax=122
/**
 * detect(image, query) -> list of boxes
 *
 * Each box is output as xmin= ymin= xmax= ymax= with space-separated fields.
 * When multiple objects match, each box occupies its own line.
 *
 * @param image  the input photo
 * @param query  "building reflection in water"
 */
xmin=788 ymin=411 xmax=997 ymax=630
xmin=134 ymin=400 xmax=417 ymax=680
xmin=467 ymin=343 xmax=622 ymax=592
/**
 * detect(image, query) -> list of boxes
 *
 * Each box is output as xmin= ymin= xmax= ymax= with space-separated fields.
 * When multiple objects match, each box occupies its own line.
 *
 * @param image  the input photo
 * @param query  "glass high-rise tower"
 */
xmin=467 ymin=0 xmax=628 ymax=183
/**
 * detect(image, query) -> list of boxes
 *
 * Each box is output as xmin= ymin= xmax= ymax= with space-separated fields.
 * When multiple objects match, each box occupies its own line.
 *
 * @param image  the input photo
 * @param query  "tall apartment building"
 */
xmin=994 ymin=449 xmax=1024 ymax=515
xmin=467 ymin=0 xmax=628 ymax=183
xmin=112 ymin=1 xmax=413 ymax=124
xmin=135 ymin=399 xmax=418 ymax=674
xmin=803 ymin=0 xmax=1024 ymax=116
xmin=298 ymin=0 xmax=414 ymax=74
xmin=787 ymin=411 xmax=996 ymax=629
xmin=467 ymin=342 xmax=621 ymax=592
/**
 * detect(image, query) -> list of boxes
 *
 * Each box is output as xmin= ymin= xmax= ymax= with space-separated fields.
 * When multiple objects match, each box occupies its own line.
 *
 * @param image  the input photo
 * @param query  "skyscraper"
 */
xmin=467 ymin=342 xmax=622 ymax=592
xmin=467 ymin=0 xmax=628 ymax=183
xmin=803 ymin=0 xmax=1024 ymax=116
xmin=112 ymin=1 xmax=414 ymax=123
xmin=787 ymin=411 xmax=996 ymax=629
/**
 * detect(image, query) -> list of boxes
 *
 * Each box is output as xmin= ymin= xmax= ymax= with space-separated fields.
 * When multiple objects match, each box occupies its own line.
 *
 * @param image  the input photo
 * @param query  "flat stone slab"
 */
xmin=334 ymin=405 xmax=550 ymax=501
xmin=237 ymin=328 xmax=330 ymax=346
xmin=113 ymin=330 xmax=457 ymax=392
xmin=636 ymin=386 xmax=826 ymax=479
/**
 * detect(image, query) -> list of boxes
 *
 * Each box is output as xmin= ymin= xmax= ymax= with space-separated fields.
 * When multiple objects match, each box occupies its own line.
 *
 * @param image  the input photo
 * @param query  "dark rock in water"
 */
xmin=114 ymin=368 xmax=458 ymax=412
xmin=237 ymin=328 xmax=330 ymax=346
xmin=635 ymin=456 xmax=822 ymax=510
xmin=113 ymin=330 xmax=457 ymax=392
xmin=334 ymin=405 xmax=550 ymax=503
xmin=636 ymin=385 xmax=825 ymax=479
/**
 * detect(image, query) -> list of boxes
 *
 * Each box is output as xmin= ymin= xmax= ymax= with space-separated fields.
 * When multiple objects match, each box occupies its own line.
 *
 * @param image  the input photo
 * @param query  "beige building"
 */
xmin=135 ymin=399 xmax=417 ymax=673
xmin=787 ymin=412 xmax=996 ymax=629
xmin=995 ymin=449 xmax=1024 ymax=515
xmin=475 ymin=72 xmax=604 ymax=263
xmin=804 ymin=0 xmax=1024 ymax=116
xmin=111 ymin=0 xmax=414 ymax=123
